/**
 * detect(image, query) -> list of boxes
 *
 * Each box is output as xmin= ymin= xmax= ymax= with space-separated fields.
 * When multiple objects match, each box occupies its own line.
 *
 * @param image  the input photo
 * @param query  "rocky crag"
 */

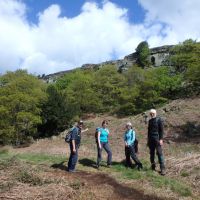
xmin=42 ymin=45 xmax=174 ymax=83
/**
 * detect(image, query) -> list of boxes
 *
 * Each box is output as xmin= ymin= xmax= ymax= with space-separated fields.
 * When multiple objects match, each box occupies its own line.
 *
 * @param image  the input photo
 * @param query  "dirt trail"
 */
xmin=53 ymin=169 xmax=167 ymax=200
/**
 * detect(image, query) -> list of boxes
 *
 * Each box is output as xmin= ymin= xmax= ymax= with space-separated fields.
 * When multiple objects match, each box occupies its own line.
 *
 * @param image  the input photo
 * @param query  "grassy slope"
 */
xmin=0 ymin=97 xmax=200 ymax=200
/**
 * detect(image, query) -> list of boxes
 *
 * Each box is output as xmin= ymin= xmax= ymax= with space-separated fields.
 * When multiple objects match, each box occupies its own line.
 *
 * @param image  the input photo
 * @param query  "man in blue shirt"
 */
xmin=67 ymin=120 xmax=83 ymax=172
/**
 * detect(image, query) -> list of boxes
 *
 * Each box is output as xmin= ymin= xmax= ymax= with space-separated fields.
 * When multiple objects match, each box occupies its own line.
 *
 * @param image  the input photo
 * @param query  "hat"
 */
xmin=126 ymin=122 xmax=132 ymax=127
xmin=150 ymin=109 xmax=157 ymax=114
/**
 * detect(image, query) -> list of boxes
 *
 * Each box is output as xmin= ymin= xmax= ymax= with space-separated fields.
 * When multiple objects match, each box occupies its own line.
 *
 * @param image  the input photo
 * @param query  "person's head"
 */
xmin=150 ymin=109 xmax=157 ymax=118
xmin=102 ymin=120 xmax=108 ymax=128
xmin=78 ymin=120 xmax=84 ymax=128
xmin=126 ymin=122 xmax=132 ymax=130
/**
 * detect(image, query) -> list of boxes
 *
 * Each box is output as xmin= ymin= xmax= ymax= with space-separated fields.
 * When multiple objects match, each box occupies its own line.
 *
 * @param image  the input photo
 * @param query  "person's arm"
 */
xmin=131 ymin=130 xmax=136 ymax=143
xmin=71 ymin=128 xmax=77 ymax=152
xmin=124 ymin=133 xmax=128 ymax=146
xmin=72 ymin=139 xmax=76 ymax=153
xmin=98 ymin=131 xmax=101 ymax=149
xmin=81 ymin=128 xmax=88 ymax=133
xmin=147 ymin=121 xmax=150 ymax=146
xmin=158 ymin=118 xmax=164 ymax=145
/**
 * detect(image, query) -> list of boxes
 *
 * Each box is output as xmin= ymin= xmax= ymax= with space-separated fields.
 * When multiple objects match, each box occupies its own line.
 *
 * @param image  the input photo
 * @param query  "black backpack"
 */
xmin=65 ymin=127 xmax=76 ymax=143
xmin=95 ymin=127 xmax=100 ymax=143
xmin=134 ymin=139 xmax=138 ymax=153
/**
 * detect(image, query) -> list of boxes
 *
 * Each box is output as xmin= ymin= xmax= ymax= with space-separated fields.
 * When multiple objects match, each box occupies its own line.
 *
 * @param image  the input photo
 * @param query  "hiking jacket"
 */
xmin=124 ymin=129 xmax=135 ymax=146
xmin=148 ymin=117 xmax=164 ymax=140
xmin=71 ymin=126 xmax=81 ymax=146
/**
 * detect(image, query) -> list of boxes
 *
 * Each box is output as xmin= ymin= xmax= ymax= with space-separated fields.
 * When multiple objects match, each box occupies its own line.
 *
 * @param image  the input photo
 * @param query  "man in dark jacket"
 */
xmin=67 ymin=120 xmax=83 ymax=172
xmin=147 ymin=109 xmax=166 ymax=175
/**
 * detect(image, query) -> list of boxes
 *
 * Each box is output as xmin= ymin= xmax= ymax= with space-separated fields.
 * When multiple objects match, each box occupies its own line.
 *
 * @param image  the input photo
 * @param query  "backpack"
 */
xmin=95 ymin=127 xmax=100 ymax=143
xmin=131 ymin=130 xmax=139 ymax=153
xmin=134 ymin=139 xmax=138 ymax=153
xmin=155 ymin=117 xmax=164 ymax=135
xmin=65 ymin=127 xmax=76 ymax=143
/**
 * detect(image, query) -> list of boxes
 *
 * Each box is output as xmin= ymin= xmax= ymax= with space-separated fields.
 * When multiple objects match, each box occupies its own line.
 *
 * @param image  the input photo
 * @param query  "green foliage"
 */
xmin=0 ymin=39 xmax=198 ymax=139
xmin=93 ymin=65 xmax=127 ymax=112
xmin=187 ymin=64 xmax=200 ymax=86
xmin=170 ymin=39 xmax=200 ymax=92
xmin=145 ymin=67 xmax=183 ymax=99
xmin=135 ymin=41 xmax=150 ymax=67
xmin=170 ymin=39 xmax=199 ymax=72
xmin=0 ymin=70 xmax=46 ymax=144
xmin=57 ymin=70 xmax=102 ymax=113
xmin=39 ymin=84 xmax=78 ymax=136
xmin=123 ymin=66 xmax=183 ymax=113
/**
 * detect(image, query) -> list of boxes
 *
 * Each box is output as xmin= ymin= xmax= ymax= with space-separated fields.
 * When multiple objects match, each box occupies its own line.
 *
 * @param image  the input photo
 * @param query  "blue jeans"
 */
xmin=68 ymin=143 xmax=78 ymax=171
xmin=97 ymin=142 xmax=112 ymax=166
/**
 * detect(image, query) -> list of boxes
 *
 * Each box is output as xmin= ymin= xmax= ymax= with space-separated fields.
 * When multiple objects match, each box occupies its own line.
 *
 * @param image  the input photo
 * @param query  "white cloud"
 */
xmin=138 ymin=0 xmax=200 ymax=46
xmin=0 ymin=0 xmax=200 ymax=74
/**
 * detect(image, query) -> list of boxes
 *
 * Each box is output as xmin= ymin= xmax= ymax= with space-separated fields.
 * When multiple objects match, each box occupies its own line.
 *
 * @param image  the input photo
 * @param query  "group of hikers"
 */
xmin=67 ymin=109 xmax=166 ymax=176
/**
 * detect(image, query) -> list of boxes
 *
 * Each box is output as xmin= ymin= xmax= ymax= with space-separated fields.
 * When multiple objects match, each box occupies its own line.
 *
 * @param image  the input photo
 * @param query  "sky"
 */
xmin=0 ymin=0 xmax=200 ymax=75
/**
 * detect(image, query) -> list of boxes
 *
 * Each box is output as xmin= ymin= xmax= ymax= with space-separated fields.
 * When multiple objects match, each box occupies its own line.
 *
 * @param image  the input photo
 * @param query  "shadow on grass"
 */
xmin=51 ymin=161 xmax=67 ymax=171
xmin=112 ymin=160 xmax=138 ymax=169
xmin=78 ymin=158 xmax=138 ymax=169
xmin=79 ymin=158 xmax=97 ymax=168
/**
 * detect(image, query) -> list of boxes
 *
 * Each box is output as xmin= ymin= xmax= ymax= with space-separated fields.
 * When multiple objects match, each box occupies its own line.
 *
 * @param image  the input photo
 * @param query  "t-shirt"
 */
xmin=70 ymin=127 xmax=81 ymax=146
xmin=99 ymin=128 xmax=109 ymax=143
xmin=124 ymin=129 xmax=135 ymax=146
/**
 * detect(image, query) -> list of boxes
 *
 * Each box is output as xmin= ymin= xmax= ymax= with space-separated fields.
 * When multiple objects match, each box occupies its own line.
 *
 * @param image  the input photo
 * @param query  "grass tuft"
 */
xmin=14 ymin=167 xmax=54 ymax=186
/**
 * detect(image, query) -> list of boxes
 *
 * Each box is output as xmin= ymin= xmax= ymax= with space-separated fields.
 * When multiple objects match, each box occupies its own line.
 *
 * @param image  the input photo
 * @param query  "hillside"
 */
xmin=1 ymin=97 xmax=199 ymax=200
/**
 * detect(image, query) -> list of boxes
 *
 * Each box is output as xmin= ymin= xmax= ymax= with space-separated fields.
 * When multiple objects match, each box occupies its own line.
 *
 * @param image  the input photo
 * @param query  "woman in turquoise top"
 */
xmin=124 ymin=122 xmax=143 ymax=170
xmin=96 ymin=120 xmax=112 ymax=168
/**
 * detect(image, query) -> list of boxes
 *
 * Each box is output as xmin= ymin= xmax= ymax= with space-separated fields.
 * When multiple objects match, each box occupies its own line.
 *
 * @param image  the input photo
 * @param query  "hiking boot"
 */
xmin=151 ymin=163 xmax=156 ymax=171
xmin=160 ymin=169 xmax=166 ymax=176
xmin=107 ymin=164 xmax=112 ymax=168
xmin=96 ymin=163 xmax=100 ymax=169
xmin=67 ymin=169 xmax=75 ymax=173
xmin=137 ymin=163 xmax=143 ymax=171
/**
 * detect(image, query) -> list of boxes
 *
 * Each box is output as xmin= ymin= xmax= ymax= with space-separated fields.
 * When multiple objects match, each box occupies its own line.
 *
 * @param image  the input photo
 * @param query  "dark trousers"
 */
xmin=125 ymin=145 xmax=141 ymax=167
xmin=149 ymin=138 xmax=165 ymax=170
xmin=68 ymin=143 xmax=78 ymax=171
xmin=97 ymin=142 xmax=112 ymax=165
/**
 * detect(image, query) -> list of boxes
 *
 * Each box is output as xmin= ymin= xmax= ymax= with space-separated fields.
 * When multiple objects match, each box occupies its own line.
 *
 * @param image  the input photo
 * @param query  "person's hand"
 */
xmin=73 ymin=149 xmax=76 ymax=153
xmin=99 ymin=145 xmax=102 ymax=149
xmin=159 ymin=140 xmax=163 ymax=146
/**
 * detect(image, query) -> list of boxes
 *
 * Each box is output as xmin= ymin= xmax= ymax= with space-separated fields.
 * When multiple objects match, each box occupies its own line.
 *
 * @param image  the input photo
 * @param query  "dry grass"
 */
xmin=1 ymin=97 xmax=200 ymax=200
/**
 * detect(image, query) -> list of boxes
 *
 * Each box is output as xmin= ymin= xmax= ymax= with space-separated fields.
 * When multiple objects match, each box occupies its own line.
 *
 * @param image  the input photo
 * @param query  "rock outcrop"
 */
xmin=42 ymin=44 xmax=174 ymax=82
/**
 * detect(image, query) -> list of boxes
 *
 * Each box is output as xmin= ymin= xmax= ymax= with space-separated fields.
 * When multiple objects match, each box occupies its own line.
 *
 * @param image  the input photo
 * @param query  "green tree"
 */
xmin=0 ymin=70 xmax=46 ymax=144
xmin=135 ymin=41 xmax=150 ymax=68
xmin=170 ymin=39 xmax=200 ymax=92
xmin=170 ymin=39 xmax=200 ymax=72
xmin=93 ymin=65 xmax=127 ymax=112
xmin=56 ymin=70 xmax=102 ymax=113
xmin=39 ymin=84 xmax=78 ymax=136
